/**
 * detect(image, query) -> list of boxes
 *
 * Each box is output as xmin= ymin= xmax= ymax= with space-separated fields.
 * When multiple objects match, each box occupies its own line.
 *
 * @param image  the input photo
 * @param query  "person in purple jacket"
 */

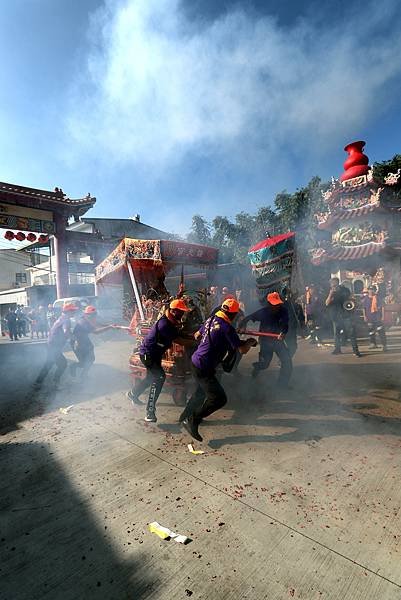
xmin=179 ymin=298 xmax=256 ymax=442
xmin=127 ymin=298 xmax=190 ymax=423
xmin=34 ymin=303 xmax=78 ymax=387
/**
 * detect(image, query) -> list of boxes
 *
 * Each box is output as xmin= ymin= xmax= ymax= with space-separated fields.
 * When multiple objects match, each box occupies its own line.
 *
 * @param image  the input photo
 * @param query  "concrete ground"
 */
xmin=1 ymin=330 xmax=401 ymax=600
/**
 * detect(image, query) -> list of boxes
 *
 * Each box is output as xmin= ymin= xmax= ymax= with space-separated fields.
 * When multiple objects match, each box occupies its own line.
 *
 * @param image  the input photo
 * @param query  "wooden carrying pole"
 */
xmin=126 ymin=260 xmax=145 ymax=321
xmin=239 ymin=329 xmax=280 ymax=339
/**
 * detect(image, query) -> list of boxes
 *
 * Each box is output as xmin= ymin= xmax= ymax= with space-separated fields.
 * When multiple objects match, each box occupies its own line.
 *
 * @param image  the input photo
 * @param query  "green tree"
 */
xmin=187 ymin=215 xmax=212 ymax=245
xmin=373 ymin=154 xmax=401 ymax=189
xmin=373 ymin=155 xmax=401 ymax=206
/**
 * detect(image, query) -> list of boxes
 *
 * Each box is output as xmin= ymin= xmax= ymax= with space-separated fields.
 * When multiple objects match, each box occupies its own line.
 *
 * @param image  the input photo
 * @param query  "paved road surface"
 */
xmin=1 ymin=330 xmax=401 ymax=599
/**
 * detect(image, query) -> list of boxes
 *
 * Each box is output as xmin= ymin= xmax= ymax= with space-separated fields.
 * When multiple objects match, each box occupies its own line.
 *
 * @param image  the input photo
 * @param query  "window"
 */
xmin=15 ymin=273 xmax=27 ymax=285
xmin=68 ymin=273 xmax=95 ymax=285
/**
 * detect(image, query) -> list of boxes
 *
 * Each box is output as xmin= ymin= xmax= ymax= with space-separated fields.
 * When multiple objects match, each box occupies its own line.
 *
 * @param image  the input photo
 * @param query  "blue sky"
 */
xmin=1 ymin=0 xmax=401 ymax=236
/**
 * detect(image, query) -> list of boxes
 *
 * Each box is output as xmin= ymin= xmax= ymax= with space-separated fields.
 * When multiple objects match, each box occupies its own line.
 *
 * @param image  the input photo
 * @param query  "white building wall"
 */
xmin=0 ymin=250 xmax=31 ymax=291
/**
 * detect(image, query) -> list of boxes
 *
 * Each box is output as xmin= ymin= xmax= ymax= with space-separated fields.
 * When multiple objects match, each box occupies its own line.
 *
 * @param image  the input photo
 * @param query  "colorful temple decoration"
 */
xmin=311 ymin=140 xmax=401 ymax=293
xmin=248 ymin=232 xmax=296 ymax=293
xmin=340 ymin=141 xmax=370 ymax=182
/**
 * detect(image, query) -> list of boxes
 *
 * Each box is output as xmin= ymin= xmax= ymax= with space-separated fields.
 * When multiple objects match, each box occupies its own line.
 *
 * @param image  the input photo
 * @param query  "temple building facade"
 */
xmin=311 ymin=141 xmax=401 ymax=297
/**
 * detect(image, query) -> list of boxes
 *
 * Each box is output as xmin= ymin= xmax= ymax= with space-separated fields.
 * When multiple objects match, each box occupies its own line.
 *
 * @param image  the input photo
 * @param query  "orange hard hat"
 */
xmin=63 ymin=303 xmax=79 ymax=313
xmin=84 ymin=305 xmax=97 ymax=314
xmin=169 ymin=299 xmax=190 ymax=312
xmin=267 ymin=292 xmax=283 ymax=306
xmin=221 ymin=298 xmax=240 ymax=313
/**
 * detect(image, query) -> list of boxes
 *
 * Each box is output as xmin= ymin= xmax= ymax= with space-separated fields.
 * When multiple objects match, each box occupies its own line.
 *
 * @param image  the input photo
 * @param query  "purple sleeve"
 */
xmin=224 ymin=324 xmax=242 ymax=350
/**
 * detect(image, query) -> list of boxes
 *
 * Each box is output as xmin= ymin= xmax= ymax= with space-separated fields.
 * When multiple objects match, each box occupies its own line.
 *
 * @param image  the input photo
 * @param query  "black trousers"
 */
xmin=285 ymin=333 xmax=298 ymax=358
xmin=131 ymin=355 xmax=166 ymax=412
xmin=36 ymin=346 xmax=67 ymax=383
xmin=74 ymin=344 xmax=96 ymax=377
xmin=252 ymin=339 xmax=293 ymax=385
xmin=8 ymin=325 xmax=18 ymax=341
xmin=333 ymin=317 xmax=359 ymax=352
xmin=368 ymin=321 xmax=387 ymax=347
xmin=182 ymin=365 xmax=227 ymax=423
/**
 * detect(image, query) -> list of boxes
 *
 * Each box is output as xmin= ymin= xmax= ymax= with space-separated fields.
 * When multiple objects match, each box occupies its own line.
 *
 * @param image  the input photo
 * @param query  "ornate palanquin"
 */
xmin=95 ymin=238 xmax=219 ymax=406
xmin=95 ymin=238 xmax=218 ymax=284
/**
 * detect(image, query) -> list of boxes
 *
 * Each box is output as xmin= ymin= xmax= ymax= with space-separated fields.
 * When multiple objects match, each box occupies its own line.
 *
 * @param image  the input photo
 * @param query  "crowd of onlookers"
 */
xmin=2 ymin=280 xmax=400 ymax=348
xmin=1 ymin=304 xmax=58 ymax=341
xmin=208 ymin=280 xmax=400 ymax=354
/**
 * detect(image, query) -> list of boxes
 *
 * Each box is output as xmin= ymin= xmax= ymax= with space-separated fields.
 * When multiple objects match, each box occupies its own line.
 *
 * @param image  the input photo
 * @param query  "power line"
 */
xmin=0 ymin=253 xmax=95 ymax=277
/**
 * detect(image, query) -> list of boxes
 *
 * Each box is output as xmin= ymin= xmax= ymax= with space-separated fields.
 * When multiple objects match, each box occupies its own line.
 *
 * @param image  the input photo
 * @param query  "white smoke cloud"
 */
xmin=66 ymin=0 xmax=401 ymax=171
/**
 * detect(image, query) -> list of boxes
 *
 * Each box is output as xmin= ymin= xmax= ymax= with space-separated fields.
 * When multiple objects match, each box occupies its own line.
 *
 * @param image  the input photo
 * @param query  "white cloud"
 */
xmin=66 ymin=0 xmax=401 ymax=170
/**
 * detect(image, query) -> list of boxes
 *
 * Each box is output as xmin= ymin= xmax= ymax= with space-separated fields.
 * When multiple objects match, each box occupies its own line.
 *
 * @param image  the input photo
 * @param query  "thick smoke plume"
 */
xmin=67 ymin=0 xmax=401 ymax=173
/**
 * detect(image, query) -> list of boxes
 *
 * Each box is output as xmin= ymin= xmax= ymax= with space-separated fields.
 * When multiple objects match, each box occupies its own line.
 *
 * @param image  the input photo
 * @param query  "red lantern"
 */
xmin=15 ymin=232 xmax=26 ymax=241
xmin=27 ymin=233 xmax=37 ymax=243
xmin=38 ymin=234 xmax=49 ymax=244
xmin=4 ymin=231 xmax=15 ymax=240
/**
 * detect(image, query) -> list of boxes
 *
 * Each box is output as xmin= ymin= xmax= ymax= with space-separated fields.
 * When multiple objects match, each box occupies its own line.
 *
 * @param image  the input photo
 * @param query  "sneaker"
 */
xmin=354 ymin=351 xmax=362 ymax=358
xmin=145 ymin=411 xmax=157 ymax=423
xmin=181 ymin=417 xmax=203 ymax=442
xmin=126 ymin=390 xmax=144 ymax=406
xmin=331 ymin=349 xmax=342 ymax=355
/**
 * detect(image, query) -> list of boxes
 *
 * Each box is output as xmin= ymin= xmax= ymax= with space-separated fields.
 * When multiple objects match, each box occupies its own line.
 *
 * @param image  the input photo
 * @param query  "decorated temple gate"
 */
xmin=0 ymin=182 xmax=95 ymax=298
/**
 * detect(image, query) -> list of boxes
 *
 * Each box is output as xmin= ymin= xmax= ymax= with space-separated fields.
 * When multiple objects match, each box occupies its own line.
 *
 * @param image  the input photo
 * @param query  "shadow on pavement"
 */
xmin=0 ymin=341 xmax=131 ymax=436
xmin=204 ymin=359 xmax=401 ymax=448
xmin=0 ymin=442 xmax=156 ymax=600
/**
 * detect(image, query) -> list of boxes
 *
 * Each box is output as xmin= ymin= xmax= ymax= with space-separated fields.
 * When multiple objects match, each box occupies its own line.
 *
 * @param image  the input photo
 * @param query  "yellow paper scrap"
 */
xmin=188 ymin=444 xmax=205 ymax=455
xmin=148 ymin=522 xmax=171 ymax=540
xmin=59 ymin=405 xmax=74 ymax=415
xmin=148 ymin=522 xmax=190 ymax=544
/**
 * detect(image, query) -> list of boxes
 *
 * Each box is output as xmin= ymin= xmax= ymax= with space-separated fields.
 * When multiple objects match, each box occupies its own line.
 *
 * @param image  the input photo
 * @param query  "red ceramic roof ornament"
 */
xmin=340 ymin=140 xmax=370 ymax=182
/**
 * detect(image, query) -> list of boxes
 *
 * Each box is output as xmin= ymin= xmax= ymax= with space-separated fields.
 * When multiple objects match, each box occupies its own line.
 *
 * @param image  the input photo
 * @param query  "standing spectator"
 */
xmin=1 ymin=315 xmax=8 ymax=337
xmin=47 ymin=304 xmax=56 ymax=330
xmin=6 ymin=308 xmax=18 ymax=341
xmin=362 ymin=286 xmax=387 ymax=351
xmin=305 ymin=284 xmax=323 ymax=344
xmin=325 ymin=278 xmax=361 ymax=357
xmin=29 ymin=308 xmax=39 ymax=339
xmin=209 ymin=286 xmax=219 ymax=303
xmin=16 ymin=305 xmax=28 ymax=337
xmin=235 ymin=289 xmax=245 ymax=312
xmin=37 ymin=306 xmax=48 ymax=338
